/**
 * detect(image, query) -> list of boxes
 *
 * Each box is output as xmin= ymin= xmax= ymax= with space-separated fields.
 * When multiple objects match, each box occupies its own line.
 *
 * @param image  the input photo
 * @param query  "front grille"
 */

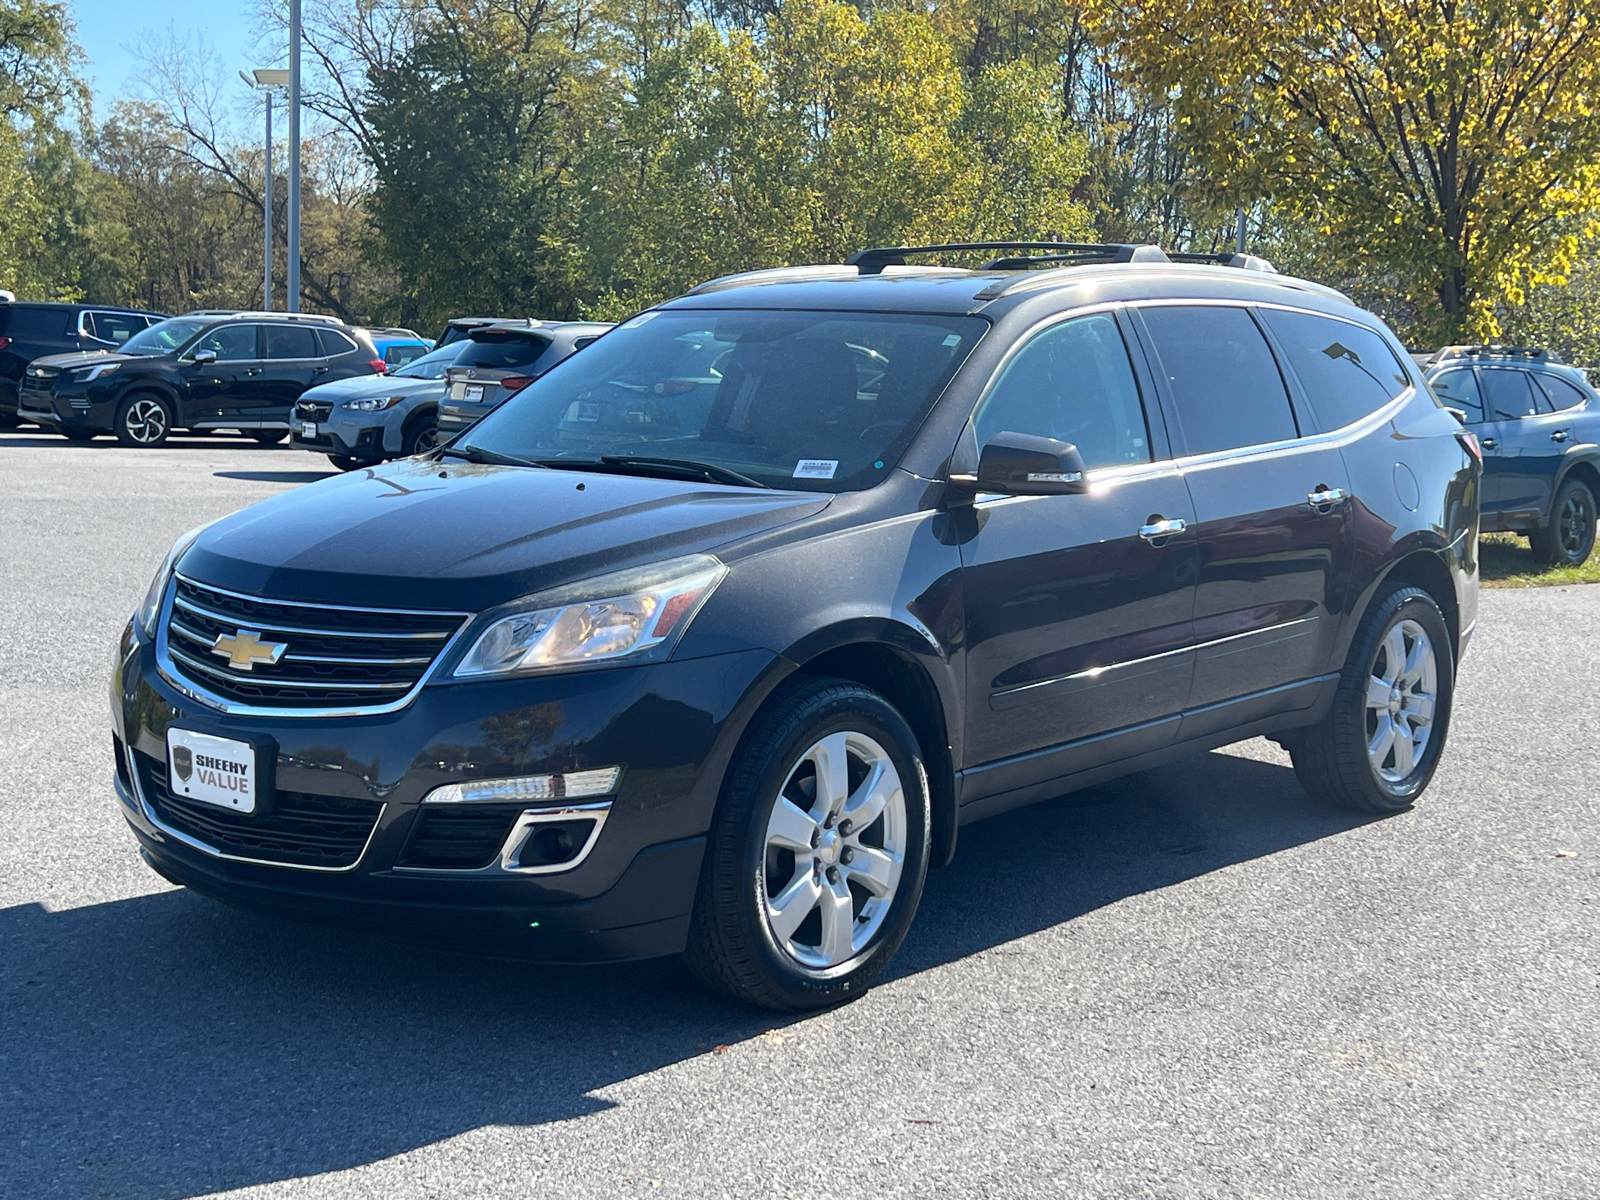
xmin=397 ymin=805 xmax=526 ymax=869
xmin=162 ymin=575 xmax=467 ymax=710
xmin=295 ymin=400 xmax=335 ymax=422
xmin=17 ymin=382 xmax=55 ymax=413
xmin=136 ymin=752 xmax=382 ymax=868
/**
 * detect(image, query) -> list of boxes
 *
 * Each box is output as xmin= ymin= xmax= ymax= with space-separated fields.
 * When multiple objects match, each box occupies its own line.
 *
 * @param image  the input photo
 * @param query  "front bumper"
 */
xmin=17 ymin=378 xmax=116 ymax=432
xmin=290 ymin=412 xmax=389 ymax=460
xmin=113 ymin=620 xmax=779 ymax=960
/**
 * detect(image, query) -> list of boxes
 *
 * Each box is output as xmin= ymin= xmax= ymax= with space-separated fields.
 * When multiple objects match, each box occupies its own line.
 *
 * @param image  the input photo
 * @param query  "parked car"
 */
xmin=365 ymin=327 xmax=434 ymax=370
xmin=436 ymin=320 xmax=612 ymax=439
xmin=1424 ymin=345 xmax=1599 ymax=566
xmin=113 ymin=241 xmax=1478 ymax=1011
xmin=19 ymin=311 xmax=385 ymax=446
xmin=0 ymin=298 xmax=166 ymax=426
xmin=290 ymin=340 xmax=471 ymax=469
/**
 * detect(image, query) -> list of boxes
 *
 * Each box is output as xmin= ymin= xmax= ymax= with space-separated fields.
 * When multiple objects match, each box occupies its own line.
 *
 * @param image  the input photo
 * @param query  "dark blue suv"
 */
xmin=111 ymin=242 xmax=1480 ymax=1010
xmin=1426 ymin=346 xmax=1598 ymax=566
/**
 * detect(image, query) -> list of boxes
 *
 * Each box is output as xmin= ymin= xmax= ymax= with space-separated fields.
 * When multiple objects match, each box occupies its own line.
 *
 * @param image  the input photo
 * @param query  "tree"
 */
xmin=1087 ymin=0 xmax=1600 ymax=340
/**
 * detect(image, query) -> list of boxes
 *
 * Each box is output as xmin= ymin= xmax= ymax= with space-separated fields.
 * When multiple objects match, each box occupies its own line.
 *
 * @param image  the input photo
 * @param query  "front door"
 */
xmin=180 ymin=324 xmax=261 ymax=425
xmin=1132 ymin=303 xmax=1353 ymax=731
xmin=958 ymin=311 xmax=1198 ymax=801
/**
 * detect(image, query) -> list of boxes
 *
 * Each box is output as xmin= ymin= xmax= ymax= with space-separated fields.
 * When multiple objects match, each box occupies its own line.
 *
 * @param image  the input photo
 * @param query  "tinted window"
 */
xmin=383 ymin=343 xmax=426 ymax=366
xmin=86 ymin=311 xmax=147 ymax=345
xmin=192 ymin=325 xmax=258 ymax=361
xmin=265 ymin=325 xmax=320 ymax=359
xmin=394 ymin=341 xmax=469 ymax=380
xmin=457 ymin=335 xmax=551 ymax=370
xmin=463 ymin=310 xmax=986 ymax=492
xmin=974 ymin=313 xmax=1151 ymax=469
xmin=1258 ymin=309 xmax=1410 ymax=430
xmin=1140 ymin=306 xmax=1297 ymax=454
xmin=1535 ymin=373 xmax=1588 ymax=412
xmin=3 ymin=307 xmax=71 ymax=338
xmin=1430 ymin=369 xmax=1485 ymax=423
xmin=1481 ymin=368 xmax=1541 ymax=419
xmin=317 ymin=328 xmax=359 ymax=357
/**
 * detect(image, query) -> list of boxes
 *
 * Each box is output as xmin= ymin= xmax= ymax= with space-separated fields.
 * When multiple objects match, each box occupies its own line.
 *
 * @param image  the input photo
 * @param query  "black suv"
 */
xmin=0 ymin=299 xmax=165 ymax=425
xmin=112 ymin=242 xmax=1479 ymax=1010
xmin=20 ymin=311 xmax=384 ymax=446
xmin=1424 ymin=346 xmax=1599 ymax=566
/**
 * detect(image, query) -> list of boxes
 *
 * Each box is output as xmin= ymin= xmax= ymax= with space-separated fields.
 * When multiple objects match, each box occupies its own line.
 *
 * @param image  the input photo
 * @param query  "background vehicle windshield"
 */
xmin=394 ymin=341 xmax=470 ymax=379
xmin=463 ymin=310 xmax=987 ymax=490
xmin=121 ymin=318 xmax=207 ymax=356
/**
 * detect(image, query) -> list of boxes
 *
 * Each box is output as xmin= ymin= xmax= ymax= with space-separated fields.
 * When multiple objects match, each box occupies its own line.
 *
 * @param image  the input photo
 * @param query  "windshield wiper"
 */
xmin=598 ymin=455 xmax=770 ymax=489
xmin=438 ymin=444 xmax=543 ymax=469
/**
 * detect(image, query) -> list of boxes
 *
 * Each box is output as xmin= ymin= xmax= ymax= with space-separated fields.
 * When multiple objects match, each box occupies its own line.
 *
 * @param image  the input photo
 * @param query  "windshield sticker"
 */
xmin=794 ymin=459 xmax=839 ymax=480
xmin=941 ymin=334 xmax=962 ymax=347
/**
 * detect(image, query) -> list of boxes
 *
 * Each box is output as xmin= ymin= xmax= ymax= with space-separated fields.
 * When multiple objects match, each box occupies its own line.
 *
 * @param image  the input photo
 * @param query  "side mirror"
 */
xmin=955 ymin=431 xmax=1089 ymax=495
xmin=191 ymin=349 xmax=218 ymax=366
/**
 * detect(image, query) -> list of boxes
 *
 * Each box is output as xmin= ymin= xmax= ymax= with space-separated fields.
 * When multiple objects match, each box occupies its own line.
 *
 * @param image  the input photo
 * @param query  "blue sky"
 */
xmin=70 ymin=0 xmax=264 ymax=113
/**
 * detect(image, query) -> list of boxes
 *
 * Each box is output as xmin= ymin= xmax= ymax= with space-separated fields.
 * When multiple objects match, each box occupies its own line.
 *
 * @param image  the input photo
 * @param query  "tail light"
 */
xmin=1456 ymin=430 xmax=1482 ymax=461
xmin=0 ymin=336 xmax=10 ymax=351
xmin=368 ymin=359 xmax=388 ymax=374
xmin=500 ymin=375 xmax=534 ymax=391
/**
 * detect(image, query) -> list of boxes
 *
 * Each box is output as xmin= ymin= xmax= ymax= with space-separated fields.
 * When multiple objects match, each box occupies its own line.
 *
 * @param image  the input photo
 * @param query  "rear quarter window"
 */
xmin=317 ymin=329 xmax=360 ymax=357
xmin=1257 ymin=309 xmax=1411 ymax=431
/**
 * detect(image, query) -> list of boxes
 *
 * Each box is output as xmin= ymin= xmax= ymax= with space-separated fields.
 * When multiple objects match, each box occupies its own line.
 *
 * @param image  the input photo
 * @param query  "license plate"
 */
xmin=167 ymin=729 xmax=257 ymax=813
xmin=465 ymin=385 xmax=484 ymax=401
xmin=299 ymin=421 xmax=318 ymax=437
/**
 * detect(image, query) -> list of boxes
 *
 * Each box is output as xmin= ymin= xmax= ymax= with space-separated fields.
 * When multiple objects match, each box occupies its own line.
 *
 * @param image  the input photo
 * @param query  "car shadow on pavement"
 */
xmin=0 ymin=748 xmax=1374 ymax=1199
xmin=213 ymin=470 xmax=340 ymax=483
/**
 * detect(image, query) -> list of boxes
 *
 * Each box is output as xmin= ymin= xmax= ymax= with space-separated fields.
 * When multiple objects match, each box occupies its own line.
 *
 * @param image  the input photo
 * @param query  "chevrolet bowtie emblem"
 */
xmin=211 ymin=629 xmax=288 ymax=671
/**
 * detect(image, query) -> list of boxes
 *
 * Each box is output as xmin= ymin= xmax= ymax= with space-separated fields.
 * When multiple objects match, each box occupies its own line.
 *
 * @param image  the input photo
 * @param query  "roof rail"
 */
xmin=1432 ymin=344 xmax=1563 ymax=364
xmin=1167 ymin=251 xmax=1279 ymax=274
xmin=849 ymin=241 xmax=1170 ymax=275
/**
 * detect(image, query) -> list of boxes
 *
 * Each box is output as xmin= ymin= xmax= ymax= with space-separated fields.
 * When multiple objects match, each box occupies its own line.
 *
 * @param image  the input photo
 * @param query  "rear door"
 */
xmin=255 ymin=324 xmax=323 ymax=417
xmin=1132 ymin=303 xmax=1353 ymax=732
xmin=1478 ymin=366 xmax=1560 ymax=523
xmin=957 ymin=310 xmax=1199 ymax=798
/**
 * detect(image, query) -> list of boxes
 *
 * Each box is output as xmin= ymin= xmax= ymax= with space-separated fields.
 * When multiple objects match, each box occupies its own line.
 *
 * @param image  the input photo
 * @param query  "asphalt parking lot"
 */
xmin=2 ymin=428 xmax=1598 ymax=1199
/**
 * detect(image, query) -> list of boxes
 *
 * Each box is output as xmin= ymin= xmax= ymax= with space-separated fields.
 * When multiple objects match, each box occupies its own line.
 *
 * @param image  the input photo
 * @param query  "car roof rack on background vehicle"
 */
xmin=848 ymin=242 xmax=1173 ymax=275
xmin=1431 ymin=344 xmax=1563 ymax=365
xmin=1166 ymin=251 xmax=1279 ymax=273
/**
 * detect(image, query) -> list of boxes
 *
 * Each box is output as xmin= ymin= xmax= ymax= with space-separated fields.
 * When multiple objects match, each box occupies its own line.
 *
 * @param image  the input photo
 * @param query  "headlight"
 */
xmin=342 ymin=395 xmax=405 ymax=412
xmin=135 ymin=523 xmax=211 ymax=638
xmin=72 ymin=362 xmax=121 ymax=383
xmin=453 ymin=554 xmax=727 ymax=678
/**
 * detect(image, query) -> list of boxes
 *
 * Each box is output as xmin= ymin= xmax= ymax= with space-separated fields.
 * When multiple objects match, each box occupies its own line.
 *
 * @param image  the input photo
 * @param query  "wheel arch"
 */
xmin=1374 ymin=549 xmax=1460 ymax=658
xmin=114 ymin=382 xmax=182 ymax=417
xmin=1554 ymin=452 xmax=1600 ymax=508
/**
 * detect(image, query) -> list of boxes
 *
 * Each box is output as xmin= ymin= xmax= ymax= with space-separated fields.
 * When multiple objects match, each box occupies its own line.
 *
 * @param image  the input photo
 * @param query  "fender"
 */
xmin=392 ymin=402 xmax=439 ymax=455
xmin=1549 ymin=444 xmax=1600 ymax=522
xmin=110 ymin=378 xmax=184 ymax=421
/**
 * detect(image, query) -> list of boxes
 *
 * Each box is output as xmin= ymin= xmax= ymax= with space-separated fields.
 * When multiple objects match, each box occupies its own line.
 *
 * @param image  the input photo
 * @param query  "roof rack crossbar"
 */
xmin=848 ymin=241 xmax=1169 ymax=275
xmin=1166 ymin=251 xmax=1279 ymax=274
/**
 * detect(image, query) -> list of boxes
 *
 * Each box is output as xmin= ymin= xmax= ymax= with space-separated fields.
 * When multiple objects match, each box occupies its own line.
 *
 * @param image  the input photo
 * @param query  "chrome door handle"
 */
xmin=1138 ymin=517 xmax=1187 ymax=542
xmin=1551 ymin=430 xmax=1569 ymax=443
xmin=1481 ymin=437 xmax=1498 ymax=449
xmin=1307 ymin=487 xmax=1347 ymax=510
xmin=244 ymin=367 xmax=263 ymax=376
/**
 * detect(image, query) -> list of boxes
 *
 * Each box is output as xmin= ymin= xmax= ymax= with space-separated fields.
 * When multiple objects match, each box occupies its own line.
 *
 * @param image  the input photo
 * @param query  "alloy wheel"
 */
xmin=761 ymin=730 xmax=906 ymax=970
xmin=413 ymin=425 xmax=441 ymax=454
xmin=1557 ymin=490 xmax=1593 ymax=560
xmin=123 ymin=398 xmax=168 ymax=444
xmin=1365 ymin=618 xmax=1437 ymax=784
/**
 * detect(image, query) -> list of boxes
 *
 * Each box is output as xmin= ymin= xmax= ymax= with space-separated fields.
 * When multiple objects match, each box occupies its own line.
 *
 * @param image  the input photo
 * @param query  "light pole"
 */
xmin=241 ymin=69 xmax=289 ymax=310
xmin=287 ymin=0 xmax=302 ymax=313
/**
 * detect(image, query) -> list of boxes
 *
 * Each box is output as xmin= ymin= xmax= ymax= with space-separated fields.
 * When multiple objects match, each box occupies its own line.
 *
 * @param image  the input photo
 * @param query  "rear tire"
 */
xmin=1290 ymin=585 xmax=1454 ymax=813
xmin=684 ymin=677 xmax=931 ymax=1011
xmin=114 ymin=394 xmax=172 ymax=447
xmin=1531 ymin=478 xmax=1596 ymax=567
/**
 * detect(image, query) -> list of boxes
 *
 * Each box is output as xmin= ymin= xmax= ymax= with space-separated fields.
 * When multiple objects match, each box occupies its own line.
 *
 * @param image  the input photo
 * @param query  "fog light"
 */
xmin=423 ymin=766 xmax=621 ymax=804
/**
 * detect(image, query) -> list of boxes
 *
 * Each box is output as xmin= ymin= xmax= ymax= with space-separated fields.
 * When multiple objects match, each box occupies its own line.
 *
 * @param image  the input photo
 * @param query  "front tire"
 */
xmin=1291 ymin=585 xmax=1454 ymax=813
xmin=403 ymin=417 xmax=440 ymax=456
xmin=249 ymin=429 xmax=288 ymax=445
xmin=685 ymin=677 xmax=931 ymax=1010
xmin=114 ymin=394 xmax=173 ymax=447
xmin=1531 ymin=478 xmax=1596 ymax=567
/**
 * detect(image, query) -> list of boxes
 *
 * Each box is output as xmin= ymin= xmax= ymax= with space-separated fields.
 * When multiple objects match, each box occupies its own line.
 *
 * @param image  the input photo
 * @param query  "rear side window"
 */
xmin=192 ymin=325 xmax=258 ymax=361
xmin=317 ymin=328 xmax=359 ymax=357
xmin=1258 ymin=309 xmax=1410 ymax=431
xmin=86 ymin=311 xmax=148 ymax=346
xmin=1481 ymin=368 xmax=1542 ymax=419
xmin=3 ymin=306 xmax=72 ymax=338
xmin=1534 ymin=373 xmax=1588 ymax=412
xmin=457 ymin=335 xmax=551 ymax=370
xmin=974 ymin=313 xmax=1151 ymax=469
xmin=1140 ymin=305 xmax=1298 ymax=454
xmin=1430 ymin=369 xmax=1485 ymax=423
xmin=265 ymin=325 xmax=320 ymax=359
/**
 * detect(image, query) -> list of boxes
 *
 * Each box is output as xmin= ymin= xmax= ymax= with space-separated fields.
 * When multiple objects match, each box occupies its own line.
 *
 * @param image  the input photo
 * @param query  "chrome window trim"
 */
xmin=121 ymin=739 xmax=384 ymax=874
xmin=392 ymin=800 xmax=612 ymax=877
xmin=155 ymin=572 xmax=474 ymax=719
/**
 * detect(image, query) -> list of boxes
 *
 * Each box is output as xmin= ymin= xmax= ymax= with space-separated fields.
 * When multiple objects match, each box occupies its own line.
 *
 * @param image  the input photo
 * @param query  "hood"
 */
xmin=180 ymin=457 xmax=832 ymax=611
xmin=300 ymin=374 xmax=445 ymax=402
xmin=28 ymin=350 xmax=133 ymax=372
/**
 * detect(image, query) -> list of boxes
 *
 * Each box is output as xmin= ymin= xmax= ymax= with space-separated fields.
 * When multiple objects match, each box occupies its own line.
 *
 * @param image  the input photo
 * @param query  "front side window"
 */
xmin=265 ymin=325 xmax=320 ymax=360
xmin=973 ymin=312 xmax=1151 ymax=469
xmin=463 ymin=310 xmax=987 ymax=491
xmin=1258 ymin=309 xmax=1410 ymax=431
xmin=1430 ymin=369 xmax=1485 ymax=423
xmin=1140 ymin=305 xmax=1298 ymax=455
xmin=191 ymin=324 xmax=258 ymax=362
xmin=1480 ymin=368 xmax=1541 ymax=419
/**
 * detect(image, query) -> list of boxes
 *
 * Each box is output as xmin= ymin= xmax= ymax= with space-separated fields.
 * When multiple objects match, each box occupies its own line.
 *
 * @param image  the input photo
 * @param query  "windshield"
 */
xmin=394 ymin=341 xmax=470 ymax=379
xmin=461 ymin=310 xmax=987 ymax=491
xmin=121 ymin=317 xmax=208 ymax=356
